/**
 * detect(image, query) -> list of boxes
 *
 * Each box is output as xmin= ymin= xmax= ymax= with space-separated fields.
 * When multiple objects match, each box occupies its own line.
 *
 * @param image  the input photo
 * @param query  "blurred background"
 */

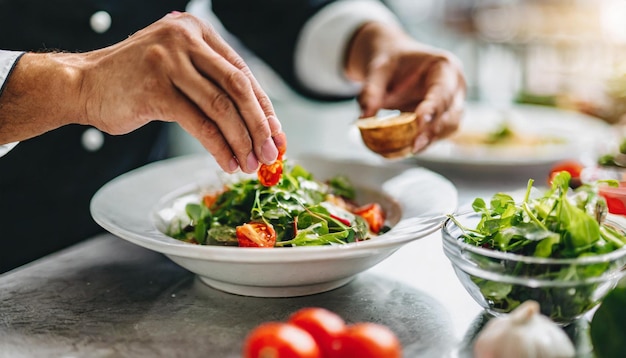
xmin=173 ymin=0 xmax=626 ymax=161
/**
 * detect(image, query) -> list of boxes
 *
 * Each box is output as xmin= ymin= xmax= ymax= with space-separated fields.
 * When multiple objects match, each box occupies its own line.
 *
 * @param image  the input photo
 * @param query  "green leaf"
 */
xmin=590 ymin=280 xmax=626 ymax=358
xmin=327 ymin=175 xmax=356 ymax=200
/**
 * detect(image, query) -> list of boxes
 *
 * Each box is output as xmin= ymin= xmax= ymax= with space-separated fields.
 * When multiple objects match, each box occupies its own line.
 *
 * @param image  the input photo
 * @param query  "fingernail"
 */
xmin=267 ymin=115 xmax=282 ymax=133
xmin=228 ymin=157 xmax=240 ymax=173
xmin=261 ymin=137 xmax=278 ymax=164
xmin=169 ymin=11 xmax=181 ymax=15
xmin=422 ymin=114 xmax=433 ymax=123
xmin=247 ymin=152 xmax=260 ymax=172
xmin=413 ymin=134 xmax=430 ymax=153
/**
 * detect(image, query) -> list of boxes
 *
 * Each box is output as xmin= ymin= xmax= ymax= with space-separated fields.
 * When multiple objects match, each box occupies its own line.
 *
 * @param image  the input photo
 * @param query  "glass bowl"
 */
xmin=442 ymin=211 xmax=626 ymax=325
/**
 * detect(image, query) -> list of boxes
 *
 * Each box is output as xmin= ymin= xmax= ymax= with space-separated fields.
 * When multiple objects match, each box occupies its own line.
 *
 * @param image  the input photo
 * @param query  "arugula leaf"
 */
xmin=168 ymin=159 xmax=375 ymax=247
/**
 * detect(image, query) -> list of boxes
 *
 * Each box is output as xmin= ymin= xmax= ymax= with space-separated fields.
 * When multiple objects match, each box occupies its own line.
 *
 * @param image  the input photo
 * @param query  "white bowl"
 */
xmin=90 ymin=154 xmax=458 ymax=297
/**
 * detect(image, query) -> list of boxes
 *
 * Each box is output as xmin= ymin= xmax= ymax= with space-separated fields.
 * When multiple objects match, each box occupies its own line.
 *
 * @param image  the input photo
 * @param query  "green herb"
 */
xmin=590 ymin=278 xmax=626 ymax=358
xmin=449 ymin=172 xmax=626 ymax=321
xmin=167 ymin=160 xmax=376 ymax=247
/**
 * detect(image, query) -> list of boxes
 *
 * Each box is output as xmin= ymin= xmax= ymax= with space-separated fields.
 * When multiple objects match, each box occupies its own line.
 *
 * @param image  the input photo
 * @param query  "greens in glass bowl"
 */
xmin=443 ymin=172 xmax=626 ymax=324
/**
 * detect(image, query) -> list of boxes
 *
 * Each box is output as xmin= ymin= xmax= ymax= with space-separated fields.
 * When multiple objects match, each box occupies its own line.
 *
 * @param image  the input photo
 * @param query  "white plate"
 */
xmin=90 ymin=154 xmax=458 ymax=297
xmin=411 ymin=103 xmax=614 ymax=173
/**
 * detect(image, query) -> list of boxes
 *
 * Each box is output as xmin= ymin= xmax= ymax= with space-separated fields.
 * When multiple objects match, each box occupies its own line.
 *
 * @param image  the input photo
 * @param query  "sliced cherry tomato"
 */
xmin=258 ymin=160 xmax=283 ymax=187
xmin=257 ymin=133 xmax=287 ymax=187
xmin=334 ymin=323 xmax=402 ymax=358
xmin=236 ymin=222 xmax=277 ymax=248
xmin=243 ymin=322 xmax=321 ymax=358
xmin=202 ymin=193 xmax=219 ymax=209
xmin=548 ymin=160 xmax=584 ymax=188
xmin=352 ymin=203 xmax=385 ymax=234
xmin=288 ymin=308 xmax=347 ymax=357
xmin=330 ymin=214 xmax=351 ymax=227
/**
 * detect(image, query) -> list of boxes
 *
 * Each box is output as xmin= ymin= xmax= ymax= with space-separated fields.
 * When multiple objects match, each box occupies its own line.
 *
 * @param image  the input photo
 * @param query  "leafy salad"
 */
xmin=166 ymin=160 xmax=389 ymax=248
xmin=449 ymin=171 xmax=626 ymax=321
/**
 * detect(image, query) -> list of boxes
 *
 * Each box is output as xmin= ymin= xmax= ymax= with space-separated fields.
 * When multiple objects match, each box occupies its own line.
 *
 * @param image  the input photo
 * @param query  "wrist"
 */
xmin=10 ymin=53 xmax=86 ymax=129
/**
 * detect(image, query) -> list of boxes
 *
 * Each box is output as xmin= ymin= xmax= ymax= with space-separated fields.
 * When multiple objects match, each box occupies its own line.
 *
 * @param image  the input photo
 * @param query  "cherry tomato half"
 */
xmin=352 ymin=203 xmax=385 ymax=234
xmin=258 ymin=160 xmax=284 ymax=187
xmin=334 ymin=323 xmax=402 ymax=358
xmin=288 ymin=307 xmax=347 ymax=357
xmin=243 ymin=322 xmax=321 ymax=358
xmin=236 ymin=222 xmax=277 ymax=248
xmin=548 ymin=160 xmax=584 ymax=188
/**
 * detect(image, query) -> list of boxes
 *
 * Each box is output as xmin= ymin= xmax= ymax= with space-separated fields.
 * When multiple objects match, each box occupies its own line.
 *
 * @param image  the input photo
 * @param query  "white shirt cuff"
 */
xmin=0 ymin=50 xmax=23 ymax=93
xmin=0 ymin=50 xmax=24 ymax=158
xmin=294 ymin=0 xmax=401 ymax=97
xmin=0 ymin=142 xmax=18 ymax=158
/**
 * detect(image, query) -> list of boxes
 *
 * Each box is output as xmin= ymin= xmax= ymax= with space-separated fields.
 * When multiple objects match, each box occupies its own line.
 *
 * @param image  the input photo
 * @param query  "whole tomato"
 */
xmin=288 ymin=308 xmax=347 ymax=357
xmin=242 ymin=322 xmax=321 ymax=358
xmin=334 ymin=322 xmax=402 ymax=358
xmin=236 ymin=222 xmax=277 ymax=248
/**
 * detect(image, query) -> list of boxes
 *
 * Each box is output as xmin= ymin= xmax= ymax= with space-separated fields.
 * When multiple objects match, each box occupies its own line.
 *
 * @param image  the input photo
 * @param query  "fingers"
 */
xmin=412 ymin=59 xmax=465 ymax=153
xmin=166 ymin=12 xmax=282 ymax=173
xmin=165 ymin=90 xmax=241 ymax=173
xmin=197 ymin=18 xmax=284 ymax=156
xmin=357 ymin=57 xmax=391 ymax=118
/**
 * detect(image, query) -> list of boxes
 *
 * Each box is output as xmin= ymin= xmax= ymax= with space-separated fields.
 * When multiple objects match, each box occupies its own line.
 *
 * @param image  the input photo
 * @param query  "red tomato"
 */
xmin=548 ymin=160 xmax=584 ymax=187
xmin=243 ymin=322 xmax=321 ymax=358
xmin=236 ymin=222 xmax=277 ymax=248
xmin=352 ymin=203 xmax=385 ymax=234
xmin=334 ymin=323 xmax=402 ymax=358
xmin=288 ymin=308 xmax=347 ymax=357
xmin=202 ymin=193 xmax=219 ymax=209
xmin=599 ymin=183 xmax=626 ymax=215
xmin=258 ymin=160 xmax=284 ymax=187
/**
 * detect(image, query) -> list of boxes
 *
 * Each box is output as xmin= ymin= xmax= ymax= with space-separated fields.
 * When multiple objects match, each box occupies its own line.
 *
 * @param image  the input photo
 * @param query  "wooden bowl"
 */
xmin=356 ymin=112 xmax=419 ymax=158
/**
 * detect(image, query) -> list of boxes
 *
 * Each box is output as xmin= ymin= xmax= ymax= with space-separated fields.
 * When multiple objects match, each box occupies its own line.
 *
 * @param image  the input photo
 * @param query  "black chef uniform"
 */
xmin=0 ymin=0 xmax=343 ymax=273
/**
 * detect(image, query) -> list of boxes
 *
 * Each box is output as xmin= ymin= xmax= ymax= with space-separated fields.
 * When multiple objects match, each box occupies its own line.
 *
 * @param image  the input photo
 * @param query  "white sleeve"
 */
xmin=0 ymin=50 xmax=25 ymax=158
xmin=294 ymin=0 xmax=401 ymax=97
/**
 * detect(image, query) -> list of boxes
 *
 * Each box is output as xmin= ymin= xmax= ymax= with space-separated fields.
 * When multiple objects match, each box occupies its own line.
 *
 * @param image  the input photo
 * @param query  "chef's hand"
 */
xmin=0 ymin=12 xmax=284 ymax=174
xmin=345 ymin=21 xmax=466 ymax=153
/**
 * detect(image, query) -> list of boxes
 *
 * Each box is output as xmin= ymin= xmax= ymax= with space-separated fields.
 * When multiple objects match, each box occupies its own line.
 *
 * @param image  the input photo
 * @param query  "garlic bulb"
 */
xmin=474 ymin=300 xmax=576 ymax=358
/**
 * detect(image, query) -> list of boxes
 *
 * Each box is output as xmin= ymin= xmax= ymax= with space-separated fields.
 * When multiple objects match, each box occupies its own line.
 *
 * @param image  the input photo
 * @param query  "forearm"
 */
xmin=0 ymin=52 xmax=84 ymax=144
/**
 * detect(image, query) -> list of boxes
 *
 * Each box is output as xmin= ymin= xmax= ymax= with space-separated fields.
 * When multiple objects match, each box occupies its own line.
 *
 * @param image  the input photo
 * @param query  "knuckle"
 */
xmin=210 ymin=92 xmax=233 ymax=116
xmin=256 ymin=94 xmax=273 ymax=114
xmin=199 ymin=118 xmax=221 ymax=138
xmin=224 ymin=70 xmax=251 ymax=96
xmin=143 ymin=43 xmax=168 ymax=65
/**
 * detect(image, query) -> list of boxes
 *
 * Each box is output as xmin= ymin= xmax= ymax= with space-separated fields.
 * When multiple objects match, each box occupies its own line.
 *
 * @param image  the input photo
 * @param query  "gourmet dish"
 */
xmin=448 ymin=120 xmax=565 ymax=148
xmin=444 ymin=171 xmax=626 ymax=323
xmin=165 ymin=158 xmax=388 ymax=248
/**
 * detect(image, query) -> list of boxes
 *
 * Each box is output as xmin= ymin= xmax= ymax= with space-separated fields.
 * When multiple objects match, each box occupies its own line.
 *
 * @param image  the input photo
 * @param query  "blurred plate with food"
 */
xmin=410 ymin=103 xmax=615 ymax=175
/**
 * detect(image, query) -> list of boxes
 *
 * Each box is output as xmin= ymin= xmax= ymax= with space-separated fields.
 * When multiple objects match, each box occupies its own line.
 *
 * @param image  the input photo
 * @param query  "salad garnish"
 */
xmin=167 ymin=160 xmax=389 ymax=247
xmin=450 ymin=172 xmax=625 ymax=258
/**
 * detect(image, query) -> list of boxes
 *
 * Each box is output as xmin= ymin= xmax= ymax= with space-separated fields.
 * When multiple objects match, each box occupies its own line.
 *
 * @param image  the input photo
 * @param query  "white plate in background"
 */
xmin=410 ymin=103 xmax=614 ymax=173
